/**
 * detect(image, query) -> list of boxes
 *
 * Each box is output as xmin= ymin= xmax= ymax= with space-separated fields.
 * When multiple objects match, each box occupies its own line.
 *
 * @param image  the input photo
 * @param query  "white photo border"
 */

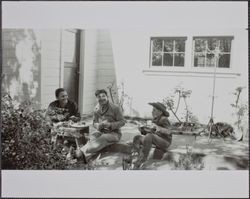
xmin=1 ymin=1 xmax=249 ymax=198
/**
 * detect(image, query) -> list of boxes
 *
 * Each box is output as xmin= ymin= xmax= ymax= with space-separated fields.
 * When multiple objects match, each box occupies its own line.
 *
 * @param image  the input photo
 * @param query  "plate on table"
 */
xmin=70 ymin=121 xmax=86 ymax=129
xmin=53 ymin=121 xmax=70 ymax=128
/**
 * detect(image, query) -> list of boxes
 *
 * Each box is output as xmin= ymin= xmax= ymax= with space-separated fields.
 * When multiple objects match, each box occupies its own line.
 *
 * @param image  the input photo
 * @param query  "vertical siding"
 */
xmin=40 ymin=30 xmax=62 ymax=109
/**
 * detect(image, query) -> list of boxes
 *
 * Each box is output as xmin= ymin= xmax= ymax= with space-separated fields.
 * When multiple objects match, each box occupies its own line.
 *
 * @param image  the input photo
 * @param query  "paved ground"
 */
xmin=75 ymin=119 xmax=249 ymax=170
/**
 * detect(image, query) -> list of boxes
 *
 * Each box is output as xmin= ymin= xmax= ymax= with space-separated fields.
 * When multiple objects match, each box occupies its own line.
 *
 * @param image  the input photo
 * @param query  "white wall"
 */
xmin=80 ymin=29 xmax=117 ymax=115
xmin=80 ymin=30 xmax=98 ymax=114
xmin=96 ymin=30 xmax=117 ymax=91
xmin=111 ymin=28 xmax=248 ymax=124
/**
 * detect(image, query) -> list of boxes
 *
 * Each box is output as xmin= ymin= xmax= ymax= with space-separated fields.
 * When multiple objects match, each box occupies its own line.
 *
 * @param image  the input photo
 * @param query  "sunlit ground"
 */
xmin=73 ymin=120 xmax=249 ymax=170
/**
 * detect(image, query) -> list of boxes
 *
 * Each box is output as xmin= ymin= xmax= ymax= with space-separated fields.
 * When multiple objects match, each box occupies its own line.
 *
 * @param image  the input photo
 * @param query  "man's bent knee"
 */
xmin=102 ymin=133 xmax=120 ymax=143
xmin=144 ymin=133 xmax=153 ymax=142
xmin=133 ymin=135 xmax=143 ymax=144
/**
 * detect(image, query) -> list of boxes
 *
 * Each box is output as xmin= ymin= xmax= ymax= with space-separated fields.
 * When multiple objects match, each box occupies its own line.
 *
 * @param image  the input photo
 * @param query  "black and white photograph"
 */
xmin=1 ymin=1 xmax=249 ymax=198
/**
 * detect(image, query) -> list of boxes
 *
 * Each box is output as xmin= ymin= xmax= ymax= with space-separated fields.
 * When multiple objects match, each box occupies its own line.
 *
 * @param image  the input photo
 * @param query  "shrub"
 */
xmin=1 ymin=94 xmax=69 ymax=169
xmin=173 ymin=146 xmax=205 ymax=170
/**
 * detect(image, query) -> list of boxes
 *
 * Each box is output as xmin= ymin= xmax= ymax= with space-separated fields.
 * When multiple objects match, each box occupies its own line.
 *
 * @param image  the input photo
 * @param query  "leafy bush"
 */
xmin=230 ymin=87 xmax=249 ymax=140
xmin=174 ymin=146 xmax=205 ymax=170
xmin=1 ymin=94 xmax=69 ymax=169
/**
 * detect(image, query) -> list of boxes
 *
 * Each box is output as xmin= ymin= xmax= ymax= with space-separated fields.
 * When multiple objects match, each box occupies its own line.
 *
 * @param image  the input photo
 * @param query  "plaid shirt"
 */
xmin=45 ymin=100 xmax=80 ymax=123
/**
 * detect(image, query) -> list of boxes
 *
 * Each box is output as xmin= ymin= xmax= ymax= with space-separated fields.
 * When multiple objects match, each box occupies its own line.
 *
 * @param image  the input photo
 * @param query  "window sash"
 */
xmin=193 ymin=37 xmax=233 ymax=68
xmin=150 ymin=37 xmax=186 ymax=67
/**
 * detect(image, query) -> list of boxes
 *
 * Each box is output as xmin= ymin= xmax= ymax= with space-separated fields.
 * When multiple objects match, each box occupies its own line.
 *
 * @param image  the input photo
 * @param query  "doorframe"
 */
xmin=75 ymin=29 xmax=81 ymax=104
xmin=78 ymin=30 xmax=85 ymax=115
xmin=59 ymin=29 xmax=64 ymax=87
xmin=59 ymin=29 xmax=81 ymax=105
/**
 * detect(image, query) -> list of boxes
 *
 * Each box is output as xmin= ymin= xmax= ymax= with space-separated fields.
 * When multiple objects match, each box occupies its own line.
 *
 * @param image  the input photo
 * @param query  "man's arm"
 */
xmin=72 ymin=102 xmax=81 ymax=118
xmin=109 ymin=106 xmax=126 ymax=130
xmin=69 ymin=102 xmax=81 ymax=121
xmin=154 ymin=117 xmax=171 ymax=136
xmin=93 ymin=110 xmax=104 ymax=130
xmin=45 ymin=104 xmax=66 ymax=123
xmin=45 ymin=105 xmax=58 ymax=123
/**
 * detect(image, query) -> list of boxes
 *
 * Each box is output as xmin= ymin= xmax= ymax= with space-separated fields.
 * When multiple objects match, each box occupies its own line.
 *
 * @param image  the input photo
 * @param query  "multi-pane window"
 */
xmin=193 ymin=37 xmax=233 ymax=68
xmin=150 ymin=37 xmax=186 ymax=67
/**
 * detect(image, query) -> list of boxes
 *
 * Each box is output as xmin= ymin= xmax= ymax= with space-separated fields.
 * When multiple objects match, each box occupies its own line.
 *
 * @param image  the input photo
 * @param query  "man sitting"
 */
xmin=132 ymin=102 xmax=172 ymax=168
xmin=76 ymin=89 xmax=126 ymax=161
xmin=45 ymin=88 xmax=80 ymax=123
xmin=45 ymin=88 xmax=81 ymax=148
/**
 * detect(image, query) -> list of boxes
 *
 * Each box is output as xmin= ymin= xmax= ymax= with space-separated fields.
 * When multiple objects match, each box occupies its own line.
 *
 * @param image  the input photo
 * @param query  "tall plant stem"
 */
xmin=183 ymin=97 xmax=189 ymax=122
xmin=175 ymin=92 xmax=181 ymax=114
xmin=170 ymin=108 xmax=182 ymax=123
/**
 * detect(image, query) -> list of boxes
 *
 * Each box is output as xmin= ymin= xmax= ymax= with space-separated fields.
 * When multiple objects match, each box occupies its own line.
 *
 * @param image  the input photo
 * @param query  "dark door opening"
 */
xmin=62 ymin=29 xmax=81 ymax=104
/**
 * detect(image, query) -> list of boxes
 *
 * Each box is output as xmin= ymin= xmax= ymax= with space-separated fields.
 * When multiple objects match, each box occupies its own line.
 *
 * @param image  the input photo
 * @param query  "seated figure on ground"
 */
xmin=76 ymin=89 xmax=126 ymax=161
xmin=132 ymin=102 xmax=172 ymax=167
xmin=45 ymin=88 xmax=81 ymax=147
xmin=45 ymin=88 xmax=80 ymax=124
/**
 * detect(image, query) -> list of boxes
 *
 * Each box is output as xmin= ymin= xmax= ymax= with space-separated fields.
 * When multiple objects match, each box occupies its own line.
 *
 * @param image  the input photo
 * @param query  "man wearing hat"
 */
xmin=133 ymin=102 xmax=172 ymax=165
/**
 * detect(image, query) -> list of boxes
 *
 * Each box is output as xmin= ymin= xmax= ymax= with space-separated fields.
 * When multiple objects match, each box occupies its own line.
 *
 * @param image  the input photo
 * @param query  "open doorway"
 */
xmin=61 ymin=29 xmax=81 ymax=104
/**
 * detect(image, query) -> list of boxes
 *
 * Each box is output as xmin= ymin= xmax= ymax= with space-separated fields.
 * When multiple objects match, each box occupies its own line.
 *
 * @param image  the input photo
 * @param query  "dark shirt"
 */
xmin=45 ymin=100 xmax=80 ymax=123
xmin=153 ymin=115 xmax=172 ymax=143
xmin=93 ymin=102 xmax=126 ymax=134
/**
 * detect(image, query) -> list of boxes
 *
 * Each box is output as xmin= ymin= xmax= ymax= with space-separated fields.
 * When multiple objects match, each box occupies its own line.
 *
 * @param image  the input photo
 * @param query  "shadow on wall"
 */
xmin=2 ymin=29 xmax=41 ymax=108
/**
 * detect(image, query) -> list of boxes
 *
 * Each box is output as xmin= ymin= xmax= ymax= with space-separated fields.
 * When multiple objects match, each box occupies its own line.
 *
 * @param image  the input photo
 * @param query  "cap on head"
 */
xmin=148 ymin=102 xmax=170 ymax=117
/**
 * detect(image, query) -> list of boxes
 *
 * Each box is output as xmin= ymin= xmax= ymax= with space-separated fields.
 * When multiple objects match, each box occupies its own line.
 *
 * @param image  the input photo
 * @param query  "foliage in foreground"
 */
xmin=173 ymin=145 xmax=205 ymax=170
xmin=1 ymin=94 xmax=69 ymax=169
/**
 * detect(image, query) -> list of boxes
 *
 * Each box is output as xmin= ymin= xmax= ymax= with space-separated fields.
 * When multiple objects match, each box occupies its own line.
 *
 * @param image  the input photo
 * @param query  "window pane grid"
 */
xmin=193 ymin=37 xmax=232 ymax=68
xmin=151 ymin=38 xmax=185 ymax=67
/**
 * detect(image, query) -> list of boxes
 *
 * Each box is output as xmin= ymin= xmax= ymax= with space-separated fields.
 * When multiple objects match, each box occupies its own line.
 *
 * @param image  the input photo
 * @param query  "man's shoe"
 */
xmin=75 ymin=149 xmax=88 ymax=164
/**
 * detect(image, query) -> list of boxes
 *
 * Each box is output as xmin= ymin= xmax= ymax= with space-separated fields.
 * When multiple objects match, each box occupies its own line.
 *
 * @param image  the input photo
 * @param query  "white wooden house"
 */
xmin=111 ymin=28 xmax=248 ymax=125
xmin=2 ymin=29 xmax=117 ymax=115
xmin=2 ymin=3 xmax=248 ymax=128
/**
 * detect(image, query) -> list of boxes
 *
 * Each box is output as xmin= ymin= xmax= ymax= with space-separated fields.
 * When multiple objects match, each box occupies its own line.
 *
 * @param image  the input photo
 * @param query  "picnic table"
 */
xmin=51 ymin=121 xmax=89 ymax=148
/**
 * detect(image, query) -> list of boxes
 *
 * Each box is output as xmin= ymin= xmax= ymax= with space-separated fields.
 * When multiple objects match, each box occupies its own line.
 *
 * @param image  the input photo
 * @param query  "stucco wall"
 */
xmin=111 ymin=28 xmax=248 ymax=124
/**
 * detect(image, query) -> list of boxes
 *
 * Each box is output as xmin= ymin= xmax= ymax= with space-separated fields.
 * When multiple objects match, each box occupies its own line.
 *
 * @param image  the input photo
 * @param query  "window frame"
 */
xmin=149 ymin=37 xmax=187 ymax=68
xmin=192 ymin=36 xmax=234 ymax=69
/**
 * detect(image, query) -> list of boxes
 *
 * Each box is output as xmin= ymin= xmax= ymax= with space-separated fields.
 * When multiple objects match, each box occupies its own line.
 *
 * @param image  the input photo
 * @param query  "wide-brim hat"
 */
xmin=148 ymin=102 xmax=170 ymax=117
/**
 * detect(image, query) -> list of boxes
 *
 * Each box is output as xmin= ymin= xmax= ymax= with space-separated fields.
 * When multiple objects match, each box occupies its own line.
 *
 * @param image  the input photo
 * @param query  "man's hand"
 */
xmin=94 ymin=121 xmax=111 ymax=131
xmin=95 ymin=123 xmax=103 ymax=131
xmin=69 ymin=115 xmax=79 ymax=122
xmin=151 ymin=124 xmax=161 ymax=133
xmin=57 ymin=114 xmax=66 ymax=121
xmin=102 ymin=121 xmax=111 ymax=129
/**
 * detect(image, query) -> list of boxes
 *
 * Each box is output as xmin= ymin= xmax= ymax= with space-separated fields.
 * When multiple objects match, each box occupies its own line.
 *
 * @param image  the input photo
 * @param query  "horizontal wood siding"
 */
xmin=96 ymin=30 xmax=118 ymax=104
xmin=40 ymin=30 xmax=61 ymax=108
xmin=80 ymin=30 xmax=99 ymax=114
xmin=80 ymin=29 xmax=118 ymax=114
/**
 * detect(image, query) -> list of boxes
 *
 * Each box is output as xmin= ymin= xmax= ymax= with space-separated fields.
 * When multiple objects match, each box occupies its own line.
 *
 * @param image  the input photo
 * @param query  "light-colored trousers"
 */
xmin=80 ymin=131 xmax=121 ymax=155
